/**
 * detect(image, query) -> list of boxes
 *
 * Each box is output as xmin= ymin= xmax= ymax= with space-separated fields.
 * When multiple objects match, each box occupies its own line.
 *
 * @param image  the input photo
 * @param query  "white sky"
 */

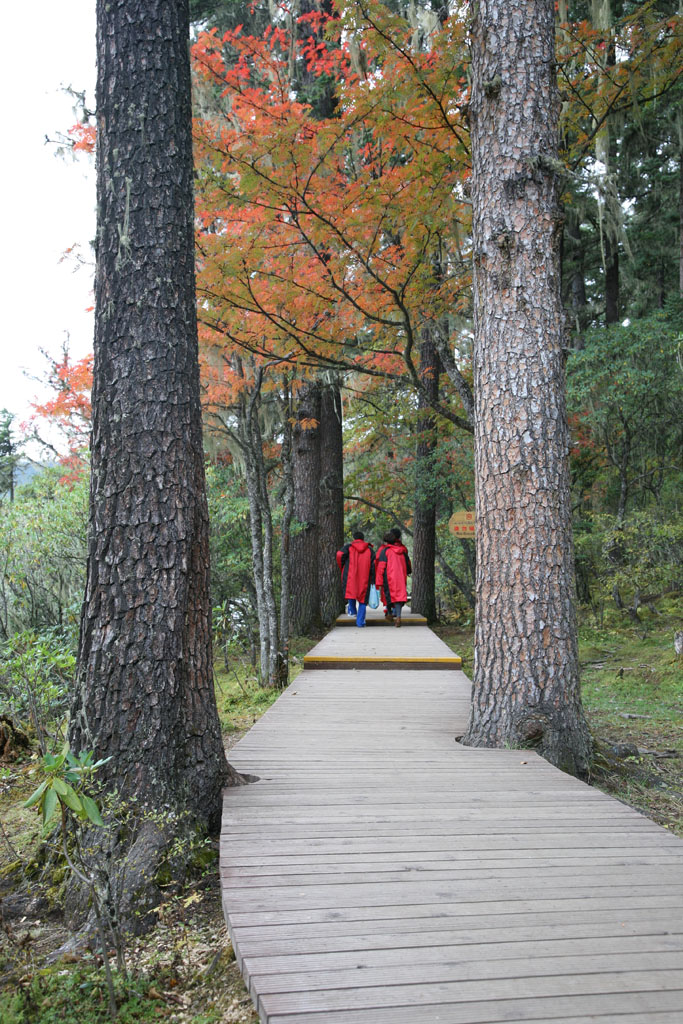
xmin=0 ymin=0 xmax=96 ymax=444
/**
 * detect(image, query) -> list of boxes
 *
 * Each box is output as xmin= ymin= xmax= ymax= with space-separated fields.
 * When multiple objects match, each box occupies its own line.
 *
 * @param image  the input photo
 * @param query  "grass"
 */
xmin=577 ymin=604 xmax=683 ymax=835
xmin=214 ymin=662 xmax=280 ymax=736
xmin=0 ymin=968 xmax=158 ymax=1024
xmin=213 ymin=633 xmax=312 ymax=738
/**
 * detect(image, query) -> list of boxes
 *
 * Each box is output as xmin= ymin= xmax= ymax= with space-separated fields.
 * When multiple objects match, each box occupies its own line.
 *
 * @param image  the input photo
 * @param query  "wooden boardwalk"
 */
xmin=220 ymin=617 xmax=683 ymax=1023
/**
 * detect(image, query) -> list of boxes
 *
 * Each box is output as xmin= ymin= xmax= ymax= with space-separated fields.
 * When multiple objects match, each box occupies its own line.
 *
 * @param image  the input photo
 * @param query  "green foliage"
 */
xmin=190 ymin=0 xmax=271 ymax=35
xmin=616 ymin=82 xmax=683 ymax=319
xmin=567 ymin=304 xmax=683 ymax=515
xmin=343 ymin=383 xmax=476 ymax=609
xmin=575 ymin=510 xmax=683 ymax=617
xmin=0 ymin=629 xmax=76 ymax=754
xmin=0 ymin=967 xmax=157 ymax=1024
xmin=0 ymin=467 xmax=88 ymax=638
xmin=206 ymin=462 xmax=260 ymax=651
xmin=0 ymin=410 xmax=21 ymax=501
xmin=567 ymin=304 xmax=683 ymax=619
xmin=24 ymin=745 xmax=110 ymax=829
xmin=558 ymin=4 xmax=682 ymax=327
xmin=214 ymin=662 xmax=280 ymax=733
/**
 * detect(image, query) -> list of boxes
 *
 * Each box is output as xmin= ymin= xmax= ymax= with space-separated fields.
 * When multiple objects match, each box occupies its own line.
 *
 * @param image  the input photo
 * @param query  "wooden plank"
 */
xmin=221 ymin=866 xmax=683 ymax=890
xmin=223 ymin=884 xmax=683 ymax=915
xmin=227 ymin=894 xmax=683 ymax=929
xmin=258 ymin=972 xmax=683 ymax=1016
xmin=221 ymin=823 xmax=664 ymax=841
xmin=239 ymin=925 xmax=683 ymax=974
xmin=220 ymin=836 xmax=683 ymax=857
xmin=221 ymin=854 xmax=683 ymax=875
xmin=231 ymin=909 xmax=683 ymax=947
xmin=336 ymin=607 xmax=428 ymax=623
xmin=265 ymin=991 xmax=683 ymax=1024
xmin=250 ymin=952 xmax=683 ymax=996
xmin=335 ymin=608 xmax=428 ymax=627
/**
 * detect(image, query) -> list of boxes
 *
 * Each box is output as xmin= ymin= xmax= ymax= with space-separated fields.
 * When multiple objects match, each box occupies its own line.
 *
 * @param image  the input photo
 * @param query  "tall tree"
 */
xmin=411 ymin=334 xmax=440 ymax=621
xmin=318 ymin=382 xmax=344 ymax=625
xmin=463 ymin=0 xmax=592 ymax=775
xmin=70 ymin=0 xmax=240 ymax=922
xmin=290 ymin=382 xmax=323 ymax=635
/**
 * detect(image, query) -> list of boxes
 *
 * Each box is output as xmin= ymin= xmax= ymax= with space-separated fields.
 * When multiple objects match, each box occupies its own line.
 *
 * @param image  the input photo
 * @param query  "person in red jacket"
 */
xmin=377 ymin=528 xmax=411 ymax=627
xmin=375 ymin=531 xmax=396 ymax=621
xmin=336 ymin=531 xmax=374 ymax=627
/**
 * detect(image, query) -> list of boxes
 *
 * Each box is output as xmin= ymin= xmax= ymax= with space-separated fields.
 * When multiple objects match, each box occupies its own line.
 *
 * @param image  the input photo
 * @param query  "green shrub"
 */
xmin=0 ymin=629 xmax=76 ymax=753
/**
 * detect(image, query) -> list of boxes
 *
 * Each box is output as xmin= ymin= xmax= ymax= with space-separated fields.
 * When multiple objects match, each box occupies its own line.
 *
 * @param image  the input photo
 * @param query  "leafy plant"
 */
xmin=0 ymin=629 xmax=76 ymax=754
xmin=24 ymin=747 xmax=109 ymax=829
xmin=0 ymin=467 xmax=87 ymax=639
xmin=24 ymin=745 xmax=120 ymax=1018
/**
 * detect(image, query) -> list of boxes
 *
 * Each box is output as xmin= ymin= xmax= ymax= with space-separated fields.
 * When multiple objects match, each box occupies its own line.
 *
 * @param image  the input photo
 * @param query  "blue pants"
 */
xmin=347 ymin=599 xmax=366 ymax=626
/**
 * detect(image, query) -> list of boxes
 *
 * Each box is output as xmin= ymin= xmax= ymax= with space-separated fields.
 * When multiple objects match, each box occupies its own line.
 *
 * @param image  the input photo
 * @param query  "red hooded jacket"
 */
xmin=377 ymin=542 xmax=411 ymax=604
xmin=336 ymin=538 xmax=374 ymax=602
xmin=374 ymin=544 xmax=389 ymax=586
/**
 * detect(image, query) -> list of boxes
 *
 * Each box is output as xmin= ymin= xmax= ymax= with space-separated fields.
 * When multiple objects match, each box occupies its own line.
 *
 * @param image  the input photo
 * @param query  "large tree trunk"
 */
xmin=69 ymin=0 xmax=239 ymax=924
xmin=290 ymin=383 xmax=322 ymax=635
xmin=317 ymin=383 xmax=344 ymax=626
xmin=278 ymin=384 xmax=294 ymax=686
xmin=411 ymin=334 xmax=440 ymax=621
xmin=463 ymin=0 xmax=592 ymax=777
xmin=240 ymin=383 xmax=280 ymax=688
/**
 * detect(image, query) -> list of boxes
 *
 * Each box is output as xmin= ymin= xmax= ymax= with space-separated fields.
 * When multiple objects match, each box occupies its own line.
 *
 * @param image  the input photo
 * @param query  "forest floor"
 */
xmin=1 ymin=613 xmax=681 ymax=1023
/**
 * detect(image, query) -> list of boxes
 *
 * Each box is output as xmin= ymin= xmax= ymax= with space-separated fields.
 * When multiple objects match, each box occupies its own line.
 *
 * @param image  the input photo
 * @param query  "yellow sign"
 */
xmin=448 ymin=509 xmax=476 ymax=537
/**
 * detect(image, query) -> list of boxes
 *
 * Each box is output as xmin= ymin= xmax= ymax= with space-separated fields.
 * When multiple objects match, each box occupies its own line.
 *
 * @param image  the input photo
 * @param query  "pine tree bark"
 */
xmin=290 ymin=383 xmax=323 ymax=635
xmin=317 ymin=383 xmax=344 ymax=626
xmin=411 ymin=334 xmax=440 ymax=622
xmin=463 ymin=0 xmax=592 ymax=776
xmin=69 ymin=0 xmax=240 ymax=920
xmin=278 ymin=385 xmax=294 ymax=686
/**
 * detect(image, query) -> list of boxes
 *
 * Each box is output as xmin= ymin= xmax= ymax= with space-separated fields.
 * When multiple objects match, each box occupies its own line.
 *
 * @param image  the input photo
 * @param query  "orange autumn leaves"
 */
xmin=191 ymin=4 xmax=472 ymax=417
